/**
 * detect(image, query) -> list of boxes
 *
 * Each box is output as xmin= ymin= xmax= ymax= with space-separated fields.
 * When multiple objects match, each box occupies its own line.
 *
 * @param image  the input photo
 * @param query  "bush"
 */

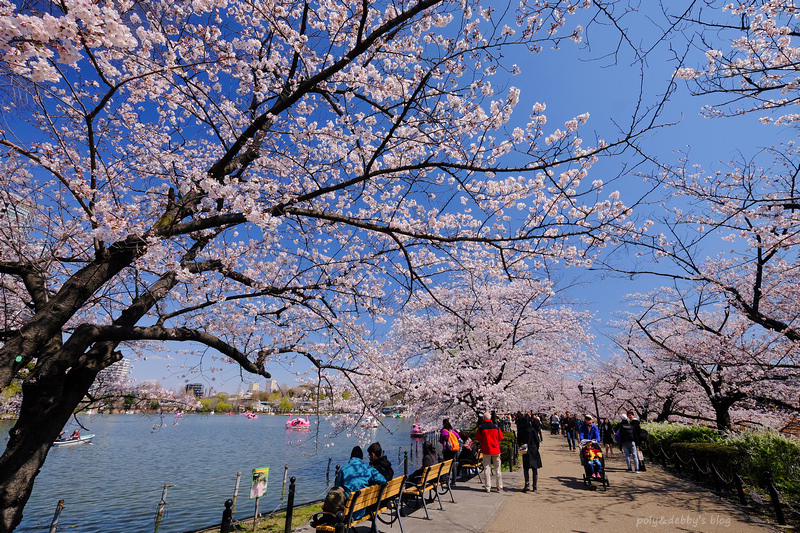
xmin=499 ymin=430 xmax=515 ymax=466
xmin=724 ymin=428 xmax=800 ymax=497
xmin=645 ymin=422 xmax=800 ymax=499
xmin=642 ymin=422 xmax=720 ymax=449
xmin=670 ymin=443 xmax=743 ymax=478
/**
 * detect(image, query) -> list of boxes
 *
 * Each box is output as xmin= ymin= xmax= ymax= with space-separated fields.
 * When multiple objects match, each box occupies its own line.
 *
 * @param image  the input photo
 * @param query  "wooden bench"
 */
xmin=457 ymin=451 xmax=483 ymax=484
xmin=403 ymin=459 xmax=455 ymax=520
xmin=436 ymin=458 xmax=456 ymax=504
xmin=340 ymin=474 xmax=406 ymax=533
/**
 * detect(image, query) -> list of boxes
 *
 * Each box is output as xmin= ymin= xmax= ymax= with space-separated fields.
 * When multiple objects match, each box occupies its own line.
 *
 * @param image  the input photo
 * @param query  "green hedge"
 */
xmin=642 ymin=422 xmax=720 ymax=449
xmin=500 ymin=430 xmax=516 ymax=466
xmin=725 ymin=428 xmax=800 ymax=495
xmin=643 ymin=422 xmax=800 ymax=498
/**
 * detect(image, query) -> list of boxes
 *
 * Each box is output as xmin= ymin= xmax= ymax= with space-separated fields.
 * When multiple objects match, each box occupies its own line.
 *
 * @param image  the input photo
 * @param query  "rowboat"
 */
xmin=410 ymin=424 xmax=425 ymax=437
xmin=286 ymin=414 xmax=310 ymax=429
xmin=52 ymin=434 xmax=95 ymax=447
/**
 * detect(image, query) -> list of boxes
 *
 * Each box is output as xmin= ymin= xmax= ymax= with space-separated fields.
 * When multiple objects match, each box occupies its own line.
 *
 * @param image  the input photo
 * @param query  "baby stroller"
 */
xmin=579 ymin=439 xmax=609 ymax=490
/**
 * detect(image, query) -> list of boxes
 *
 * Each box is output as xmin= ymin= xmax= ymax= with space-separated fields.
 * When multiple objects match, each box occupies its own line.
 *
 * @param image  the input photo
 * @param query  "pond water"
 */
xmin=1 ymin=413 xmax=431 ymax=532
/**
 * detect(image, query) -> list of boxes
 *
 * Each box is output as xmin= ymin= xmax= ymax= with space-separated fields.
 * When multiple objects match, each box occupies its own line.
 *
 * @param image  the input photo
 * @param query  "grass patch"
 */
xmin=193 ymin=502 xmax=322 ymax=533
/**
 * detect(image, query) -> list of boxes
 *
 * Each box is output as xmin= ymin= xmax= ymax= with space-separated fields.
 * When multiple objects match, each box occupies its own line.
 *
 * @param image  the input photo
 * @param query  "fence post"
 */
xmin=764 ymin=471 xmax=787 ymax=526
xmin=283 ymin=464 xmax=289 ymax=490
xmin=690 ymin=456 xmax=701 ymax=481
xmin=49 ymin=500 xmax=65 ymax=533
xmin=220 ymin=499 xmax=233 ymax=533
xmin=709 ymin=462 xmax=722 ymax=492
xmin=154 ymin=483 xmax=169 ymax=531
xmin=232 ymin=472 xmax=242 ymax=507
xmin=326 ymin=457 xmax=332 ymax=480
xmin=404 ymin=452 xmax=408 ymax=476
xmin=284 ymin=477 xmax=296 ymax=533
xmin=658 ymin=445 xmax=667 ymax=468
xmin=732 ymin=467 xmax=747 ymax=506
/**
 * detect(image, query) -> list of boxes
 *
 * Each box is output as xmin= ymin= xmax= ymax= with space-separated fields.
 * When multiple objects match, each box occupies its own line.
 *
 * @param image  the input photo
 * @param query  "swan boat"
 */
xmin=286 ymin=414 xmax=310 ymax=429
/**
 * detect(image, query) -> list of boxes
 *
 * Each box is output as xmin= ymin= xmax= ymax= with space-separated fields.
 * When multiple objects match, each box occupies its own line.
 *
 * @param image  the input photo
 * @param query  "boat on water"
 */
xmin=410 ymin=424 xmax=424 ymax=437
xmin=285 ymin=414 xmax=310 ymax=429
xmin=52 ymin=434 xmax=95 ymax=447
xmin=360 ymin=415 xmax=379 ymax=428
xmin=244 ymin=411 xmax=258 ymax=419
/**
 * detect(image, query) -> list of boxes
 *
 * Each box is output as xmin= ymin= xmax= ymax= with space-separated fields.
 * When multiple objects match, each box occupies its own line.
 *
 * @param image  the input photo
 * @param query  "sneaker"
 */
xmin=532 ymin=487 xmax=538 ymax=492
xmin=522 ymin=485 xmax=529 ymax=493
xmin=485 ymin=488 xmax=491 ymax=493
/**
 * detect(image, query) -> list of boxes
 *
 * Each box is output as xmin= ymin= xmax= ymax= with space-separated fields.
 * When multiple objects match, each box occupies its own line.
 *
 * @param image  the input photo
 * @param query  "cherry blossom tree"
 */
xmin=0 ymin=0 xmax=667 ymax=528
xmin=611 ymin=287 xmax=799 ymax=430
xmin=367 ymin=273 xmax=595 ymax=425
xmin=585 ymin=1 xmax=800 ymax=430
xmin=673 ymin=0 xmax=800 ymax=121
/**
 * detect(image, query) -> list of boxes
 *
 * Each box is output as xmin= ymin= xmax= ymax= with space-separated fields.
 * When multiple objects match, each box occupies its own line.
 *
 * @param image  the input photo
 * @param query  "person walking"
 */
xmin=516 ymin=413 xmax=542 ymax=492
xmin=563 ymin=412 xmax=577 ymax=451
xmin=476 ymin=411 xmax=504 ymax=493
xmin=619 ymin=411 xmax=641 ymax=472
xmin=549 ymin=413 xmax=560 ymax=435
xmin=600 ymin=417 xmax=615 ymax=457
xmin=579 ymin=414 xmax=600 ymax=442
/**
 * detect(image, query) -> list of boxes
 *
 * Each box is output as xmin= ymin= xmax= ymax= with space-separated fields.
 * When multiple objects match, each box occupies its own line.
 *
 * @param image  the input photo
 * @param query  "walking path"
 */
xmin=302 ymin=432 xmax=780 ymax=533
xmin=485 ymin=433 xmax=776 ymax=533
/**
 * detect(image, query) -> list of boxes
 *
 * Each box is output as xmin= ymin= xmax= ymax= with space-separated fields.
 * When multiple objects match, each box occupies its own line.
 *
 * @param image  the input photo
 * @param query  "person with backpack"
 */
xmin=618 ymin=411 xmax=641 ymax=472
xmin=440 ymin=418 xmax=460 ymax=485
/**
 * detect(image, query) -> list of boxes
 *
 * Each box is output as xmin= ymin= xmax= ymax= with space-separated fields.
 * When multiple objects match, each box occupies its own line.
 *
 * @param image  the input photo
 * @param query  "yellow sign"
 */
xmin=250 ymin=467 xmax=269 ymax=499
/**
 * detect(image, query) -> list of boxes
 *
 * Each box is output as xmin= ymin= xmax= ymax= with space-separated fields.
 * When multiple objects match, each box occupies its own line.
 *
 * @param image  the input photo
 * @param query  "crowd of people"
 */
xmin=550 ymin=409 xmax=646 ymax=473
xmin=317 ymin=407 xmax=646 ymax=526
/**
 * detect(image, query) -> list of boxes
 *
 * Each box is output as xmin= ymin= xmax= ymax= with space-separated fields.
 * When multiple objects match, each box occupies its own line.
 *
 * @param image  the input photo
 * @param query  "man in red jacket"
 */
xmin=476 ymin=412 xmax=504 ymax=493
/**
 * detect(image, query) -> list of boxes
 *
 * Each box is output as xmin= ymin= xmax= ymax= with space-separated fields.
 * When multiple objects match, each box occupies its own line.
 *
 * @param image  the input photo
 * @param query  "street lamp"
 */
xmin=578 ymin=383 xmax=600 ymax=423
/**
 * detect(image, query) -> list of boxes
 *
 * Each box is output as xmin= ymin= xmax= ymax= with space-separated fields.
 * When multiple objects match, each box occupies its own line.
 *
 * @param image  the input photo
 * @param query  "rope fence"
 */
xmin=641 ymin=442 xmax=798 ymax=528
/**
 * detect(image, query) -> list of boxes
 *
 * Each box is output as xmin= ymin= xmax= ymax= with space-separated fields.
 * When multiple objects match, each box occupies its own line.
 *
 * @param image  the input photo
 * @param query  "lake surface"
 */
xmin=1 ymin=414 xmax=432 ymax=532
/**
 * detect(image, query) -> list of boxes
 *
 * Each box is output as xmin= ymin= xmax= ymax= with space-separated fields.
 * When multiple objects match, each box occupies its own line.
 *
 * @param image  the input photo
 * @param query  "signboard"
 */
xmin=250 ymin=467 xmax=269 ymax=499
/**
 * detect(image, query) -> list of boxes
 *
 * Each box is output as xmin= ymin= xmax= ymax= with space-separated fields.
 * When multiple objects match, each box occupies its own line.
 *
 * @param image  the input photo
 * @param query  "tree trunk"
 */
xmin=655 ymin=397 xmax=675 ymax=422
xmin=0 ymin=366 xmax=97 ymax=532
xmin=712 ymin=400 xmax=732 ymax=432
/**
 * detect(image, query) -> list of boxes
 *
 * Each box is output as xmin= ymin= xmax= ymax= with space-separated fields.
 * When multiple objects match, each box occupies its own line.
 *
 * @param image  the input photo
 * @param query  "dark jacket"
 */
xmin=370 ymin=455 xmax=394 ymax=481
xmin=518 ymin=418 xmax=542 ymax=469
xmin=618 ymin=418 xmax=641 ymax=444
xmin=409 ymin=448 xmax=437 ymax=483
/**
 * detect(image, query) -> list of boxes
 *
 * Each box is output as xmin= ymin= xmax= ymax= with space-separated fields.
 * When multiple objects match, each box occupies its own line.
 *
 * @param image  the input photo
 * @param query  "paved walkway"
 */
xmin=486 ymin=434 xmax=776 ymax=533
xmin=298 ymin=433 xmax=778 ymax=533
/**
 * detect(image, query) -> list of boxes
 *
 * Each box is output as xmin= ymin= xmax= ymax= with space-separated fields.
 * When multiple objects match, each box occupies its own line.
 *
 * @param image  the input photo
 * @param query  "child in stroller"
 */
xmin=579 ymin=439 xmax=609 ymax=489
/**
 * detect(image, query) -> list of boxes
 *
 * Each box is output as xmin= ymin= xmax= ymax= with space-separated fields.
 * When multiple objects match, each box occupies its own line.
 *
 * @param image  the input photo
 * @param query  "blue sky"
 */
xmin=126 ymin=2 xmax=791 ymax=393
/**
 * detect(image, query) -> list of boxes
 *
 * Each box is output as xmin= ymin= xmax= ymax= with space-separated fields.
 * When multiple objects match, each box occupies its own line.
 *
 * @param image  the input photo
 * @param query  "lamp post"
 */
xmin=578 ymin=383 xmax=601 ymax=423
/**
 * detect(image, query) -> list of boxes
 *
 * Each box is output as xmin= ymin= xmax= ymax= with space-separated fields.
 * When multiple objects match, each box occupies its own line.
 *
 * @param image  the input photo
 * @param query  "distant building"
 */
xmin=268 ymin=379 xmax=278 ymax=393
xmin=102 ymin=358 xmax=131 ymax=382
xmin=248 ymin=382 xmax=260 ymax=394
xmin=91 ymin=358 xmax=131 ymax=394
xmin=185 ymin=383 xmax=204 ymax=399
